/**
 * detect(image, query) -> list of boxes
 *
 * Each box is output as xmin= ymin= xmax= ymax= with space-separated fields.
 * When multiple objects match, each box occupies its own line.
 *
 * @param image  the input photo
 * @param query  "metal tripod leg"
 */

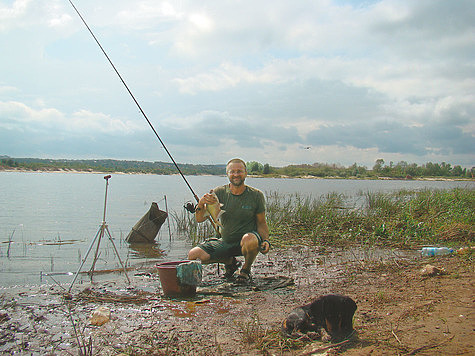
xmin=103 ymin=224 xmax=131 ymax=284
xmin=68 ymin=225 xmax=102 ymax=293
xmin=68 ymin=174 xmax=130 ymax=293
xmin=89 ymin=223 xmax=105 ymax=276
xmin=68 ymin=223 xmax=130 ymax=292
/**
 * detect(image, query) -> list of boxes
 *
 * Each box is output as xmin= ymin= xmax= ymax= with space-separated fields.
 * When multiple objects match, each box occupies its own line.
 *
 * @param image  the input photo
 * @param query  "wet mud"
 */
xmin=0 ymin=246 xmax=473 ymax=355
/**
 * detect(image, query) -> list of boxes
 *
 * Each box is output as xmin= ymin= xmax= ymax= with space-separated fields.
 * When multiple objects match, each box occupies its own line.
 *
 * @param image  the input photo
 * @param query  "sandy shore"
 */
xmin=1 ymin=167 xmax=473 ymax=181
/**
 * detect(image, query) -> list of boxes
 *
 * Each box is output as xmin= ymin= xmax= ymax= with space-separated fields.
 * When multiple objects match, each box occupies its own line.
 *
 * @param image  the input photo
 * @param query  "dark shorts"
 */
xmin=198 ymin=231 xmax=263 ymax=260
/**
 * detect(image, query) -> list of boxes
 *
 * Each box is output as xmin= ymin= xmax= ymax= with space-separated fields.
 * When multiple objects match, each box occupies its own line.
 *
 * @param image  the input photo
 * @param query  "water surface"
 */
xmin=0 ymin=172 xmax=472 ymax=286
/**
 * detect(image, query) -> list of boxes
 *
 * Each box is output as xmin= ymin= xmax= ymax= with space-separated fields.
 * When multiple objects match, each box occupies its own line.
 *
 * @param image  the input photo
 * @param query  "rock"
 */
xmin=456 ymin=246 xmax=474 ymax=255
xmin=89 ymin=306 xmax=111 ymax=326
xmin=0 ymin=312 xmax=10 ymax=322
xmin=420 ymin=264 xmax=445 ymax=277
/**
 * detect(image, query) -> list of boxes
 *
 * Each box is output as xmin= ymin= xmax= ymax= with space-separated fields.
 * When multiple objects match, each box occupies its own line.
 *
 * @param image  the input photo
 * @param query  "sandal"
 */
xmin=224 ymin=257 xmax=241 ymax=279
xmin=236 ymin=268 xmax=251 ymax=284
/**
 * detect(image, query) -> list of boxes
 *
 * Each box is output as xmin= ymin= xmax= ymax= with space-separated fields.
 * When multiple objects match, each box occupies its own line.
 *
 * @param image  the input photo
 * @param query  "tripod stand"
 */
xmin=69 ymin=175 xmax=130 ymax=293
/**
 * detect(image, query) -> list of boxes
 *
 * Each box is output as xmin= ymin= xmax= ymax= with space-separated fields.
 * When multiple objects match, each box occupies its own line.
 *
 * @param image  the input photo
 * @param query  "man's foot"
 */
xmin=236 ymin=268 xmax=251 ymax=284
xmin=224 ymin=257 xmax=241 ymax=279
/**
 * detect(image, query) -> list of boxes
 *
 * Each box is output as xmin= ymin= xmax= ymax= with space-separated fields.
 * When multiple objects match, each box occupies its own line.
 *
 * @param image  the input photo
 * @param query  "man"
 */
xmin=187 ymin=158 xmax=270 ymax=282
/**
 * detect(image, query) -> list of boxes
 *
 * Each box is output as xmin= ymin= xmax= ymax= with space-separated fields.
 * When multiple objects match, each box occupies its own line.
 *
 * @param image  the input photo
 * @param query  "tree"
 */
xmin=451 ymin=165 xmax=463 ymax=177
xmin=440 ymin=162 xmax=452 ymax=176
xmin=424 ymin=162 xmax=441 ymax=176
xmin=263 ymin=163 xmax=270 ymax=174
xmin=247 ymin=161 xmax=263 ymax=173
xmin=373 ymin=159 xmax=385 ymax=172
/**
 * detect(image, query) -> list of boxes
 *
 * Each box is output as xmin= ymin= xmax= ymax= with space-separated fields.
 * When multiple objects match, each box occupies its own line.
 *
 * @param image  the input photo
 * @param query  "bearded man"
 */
xmin=187 ymin=158 xmax=270 ymax=283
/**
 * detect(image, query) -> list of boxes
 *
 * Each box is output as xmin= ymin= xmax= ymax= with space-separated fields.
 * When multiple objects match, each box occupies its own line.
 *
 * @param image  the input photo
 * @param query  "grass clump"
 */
xmin=267 ymin=187 xmax=474 ymax=248
xmin=236 ymin=314 xmax=307 ymax=353
xmin=171 ymin=209 xmax=215 ymax=245
xmin=172 ymin=188 xmax=474 ymax=248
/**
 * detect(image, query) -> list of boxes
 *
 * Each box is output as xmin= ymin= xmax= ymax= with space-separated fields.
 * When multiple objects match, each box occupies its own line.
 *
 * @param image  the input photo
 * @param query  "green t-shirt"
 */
xmin=213 ymin=184 xmax=266 ymax=243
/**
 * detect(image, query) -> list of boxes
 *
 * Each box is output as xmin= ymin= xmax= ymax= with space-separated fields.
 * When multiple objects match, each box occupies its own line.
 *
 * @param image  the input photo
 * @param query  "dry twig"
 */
xmin=298 ymin=338 xmax=352 ymax=355
xmin=406 ymin=335 xmax=455 ymax=355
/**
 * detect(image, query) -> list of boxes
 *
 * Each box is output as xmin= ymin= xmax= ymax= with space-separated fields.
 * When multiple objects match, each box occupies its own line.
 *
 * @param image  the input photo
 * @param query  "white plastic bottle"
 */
xmin=421 ymin=247 xmax=454 ymax=256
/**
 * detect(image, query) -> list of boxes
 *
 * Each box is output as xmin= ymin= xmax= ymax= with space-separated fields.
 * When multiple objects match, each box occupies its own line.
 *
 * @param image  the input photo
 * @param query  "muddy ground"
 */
xmin=0 ymin=246 xmax=473 ymax=355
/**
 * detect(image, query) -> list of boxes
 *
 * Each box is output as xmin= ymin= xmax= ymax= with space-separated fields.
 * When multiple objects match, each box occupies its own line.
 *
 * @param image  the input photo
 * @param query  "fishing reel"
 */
xmin=184 ymin=201 xmax=196 ymax=214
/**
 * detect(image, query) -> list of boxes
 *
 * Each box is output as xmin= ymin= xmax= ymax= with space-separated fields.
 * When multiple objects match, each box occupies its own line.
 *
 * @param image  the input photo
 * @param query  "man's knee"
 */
xmin=240 ymin=233 xmax=259 ymax=252
xmin=188 ymin=247 xmax=210 ymax=262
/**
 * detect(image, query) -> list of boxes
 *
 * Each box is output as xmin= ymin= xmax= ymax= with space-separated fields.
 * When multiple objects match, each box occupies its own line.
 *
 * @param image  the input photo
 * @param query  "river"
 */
xmin=0 ymin=171 xmax=472 ymax=287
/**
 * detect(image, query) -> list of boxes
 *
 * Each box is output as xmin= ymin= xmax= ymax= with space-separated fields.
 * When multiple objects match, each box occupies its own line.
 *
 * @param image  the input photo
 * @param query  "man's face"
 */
xmin=226 ymin=162 xmax=247 ymax=187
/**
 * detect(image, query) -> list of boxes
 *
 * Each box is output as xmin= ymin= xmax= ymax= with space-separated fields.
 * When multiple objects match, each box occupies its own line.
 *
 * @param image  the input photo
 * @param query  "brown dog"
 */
xmin=282 ymin=294 xmax=357 ymax=340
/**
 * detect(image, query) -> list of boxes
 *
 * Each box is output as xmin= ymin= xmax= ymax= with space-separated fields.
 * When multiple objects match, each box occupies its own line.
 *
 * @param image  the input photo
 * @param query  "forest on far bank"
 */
xmin=0 ymin=156 xmax=473 ymax=179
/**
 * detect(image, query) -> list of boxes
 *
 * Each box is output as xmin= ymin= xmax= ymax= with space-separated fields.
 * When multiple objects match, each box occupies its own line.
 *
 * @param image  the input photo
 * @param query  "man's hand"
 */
xmin=200 ymin=192 xmax=217 ymax=206
xmin=256 ymin=211 xmax=270 ymax=253
xmin=195 ymin=192 xmax=217 ymax=222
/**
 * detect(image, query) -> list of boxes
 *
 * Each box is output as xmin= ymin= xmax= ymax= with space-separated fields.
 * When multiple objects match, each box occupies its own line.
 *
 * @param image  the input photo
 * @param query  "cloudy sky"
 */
xmin=1 ymin=0 xmax=474 ymax=168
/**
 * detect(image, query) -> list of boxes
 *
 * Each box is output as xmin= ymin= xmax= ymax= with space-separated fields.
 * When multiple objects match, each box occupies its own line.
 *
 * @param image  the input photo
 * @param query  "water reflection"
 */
xmin=128 ymin=243 xmax=166 ymax=259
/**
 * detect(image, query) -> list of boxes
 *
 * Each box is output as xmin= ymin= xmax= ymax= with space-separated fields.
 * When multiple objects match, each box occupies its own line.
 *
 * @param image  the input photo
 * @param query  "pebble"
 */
xmin=420 ymin=264 xmax=445 ymax=277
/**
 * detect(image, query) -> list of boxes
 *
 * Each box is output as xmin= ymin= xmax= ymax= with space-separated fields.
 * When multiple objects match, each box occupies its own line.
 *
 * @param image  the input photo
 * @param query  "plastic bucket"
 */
xmin=156 ymin=261 xmax=197 ymax=297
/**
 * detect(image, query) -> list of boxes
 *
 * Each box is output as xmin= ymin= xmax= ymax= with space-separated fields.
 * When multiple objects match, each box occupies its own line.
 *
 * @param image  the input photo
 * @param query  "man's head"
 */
xmin=226 ymin=158 xmax=247 ymax=187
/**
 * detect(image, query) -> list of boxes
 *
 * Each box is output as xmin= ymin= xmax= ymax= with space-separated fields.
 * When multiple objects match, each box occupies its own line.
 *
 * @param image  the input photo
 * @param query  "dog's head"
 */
xmin=281 ymin=306 xmax=313 ymax=335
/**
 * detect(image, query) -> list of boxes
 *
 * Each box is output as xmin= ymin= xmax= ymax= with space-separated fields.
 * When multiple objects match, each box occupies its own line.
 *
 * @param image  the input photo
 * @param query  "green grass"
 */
xmin=267 ymin=187 xmax=474 ymax=248
xmin=235 ymin=313 xmax=307 ymax=352
xmin=172 ymin=187 xmax=474 ymax=248
xmin=171 ymin=209 xmax=215 ymax=245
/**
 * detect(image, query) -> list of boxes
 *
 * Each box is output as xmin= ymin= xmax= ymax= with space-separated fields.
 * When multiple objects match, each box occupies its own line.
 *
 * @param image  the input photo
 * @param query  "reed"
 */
xmin=171 ymin=209 xmax=215 ymax=245
xmin=64 ymin=301 xmax=94 ymax=356
xmin=7 ymin=229 xmax=15 ymax=257
xmin=171 ymin=188 xmax=473 ymax=248
xmin=267 ymin=187 xmax=474 ymax=248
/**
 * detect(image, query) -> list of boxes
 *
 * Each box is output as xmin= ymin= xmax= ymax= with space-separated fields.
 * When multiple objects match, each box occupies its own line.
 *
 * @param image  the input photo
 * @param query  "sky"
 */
xmin=0 ymin=0 xmax=474 ymax=168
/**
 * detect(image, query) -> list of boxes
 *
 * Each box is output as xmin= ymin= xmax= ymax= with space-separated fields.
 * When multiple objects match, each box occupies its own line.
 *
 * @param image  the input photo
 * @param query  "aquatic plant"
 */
xmin=171 ymin=209 xmax=215 ymax=245
xmin=170 ymin=187 xmax=473 ymax=248
xmin=267 ymin=187 xmax=474 ymax=248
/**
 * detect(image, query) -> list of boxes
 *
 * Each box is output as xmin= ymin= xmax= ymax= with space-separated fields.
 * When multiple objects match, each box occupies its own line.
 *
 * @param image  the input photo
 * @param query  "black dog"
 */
xmin=282 ymin=294 xmax=357 ymax=339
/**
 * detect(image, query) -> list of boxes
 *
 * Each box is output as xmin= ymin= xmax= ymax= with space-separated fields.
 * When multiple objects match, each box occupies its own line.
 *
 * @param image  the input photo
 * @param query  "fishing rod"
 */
xmin=67 ymin=0 xmax=200 ymax=204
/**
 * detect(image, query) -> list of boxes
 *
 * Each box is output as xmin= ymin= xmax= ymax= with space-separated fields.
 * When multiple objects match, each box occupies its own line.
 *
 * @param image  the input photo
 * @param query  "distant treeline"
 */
xmin=0 ymin=157 xmax=225 ymax=175
xmin=0 ymin=156 xmax=473 ymax=179
xmin=257 ymin=160 xmax=474 ymax=179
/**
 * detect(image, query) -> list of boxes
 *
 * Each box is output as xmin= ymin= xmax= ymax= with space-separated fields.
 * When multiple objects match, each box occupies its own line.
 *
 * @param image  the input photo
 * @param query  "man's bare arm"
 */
xmin=256 ymin=212 xmax=269 ymax=240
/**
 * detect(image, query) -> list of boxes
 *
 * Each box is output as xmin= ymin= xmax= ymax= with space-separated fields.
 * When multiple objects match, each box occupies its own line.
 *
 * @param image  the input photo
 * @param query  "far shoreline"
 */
xmin=1 ymin=167 xmax=473 ymax=182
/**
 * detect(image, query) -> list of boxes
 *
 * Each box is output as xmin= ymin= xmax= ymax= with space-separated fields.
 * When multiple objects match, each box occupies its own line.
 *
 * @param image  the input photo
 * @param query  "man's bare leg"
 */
xmin=187 ymin=246 xmax=233 ymax=265
xmin=188 ymin=246 xmax=238 ymax=279
xmin=240 ymin=233 xmax=260 ymax=273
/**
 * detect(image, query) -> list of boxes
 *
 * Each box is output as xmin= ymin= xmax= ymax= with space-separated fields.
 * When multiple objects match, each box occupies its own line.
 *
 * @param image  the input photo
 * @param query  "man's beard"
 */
xmin=229 ymin=176 xmax=245 ymax=187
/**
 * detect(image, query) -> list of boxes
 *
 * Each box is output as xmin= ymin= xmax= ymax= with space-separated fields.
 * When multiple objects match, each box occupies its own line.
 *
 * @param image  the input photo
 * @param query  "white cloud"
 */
xmin=173 ymin=62 xmax=277 ymax=94
xmin=0 ymin=101 xmax=143 ymax=134
xmin=116 ymin=1 xmax=184 ymax=29
xmin=0 ymin=0 xmax=31 ymax=30
xmin=188 ymin=12 xmax=213 ymax=32
xmin=0 ymin=0 xmax=473 ymax=168
xmin=48 ymin=13 xmax=72 ymax=28
xmin=0 ymin=85 xmax=19 ymax=95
